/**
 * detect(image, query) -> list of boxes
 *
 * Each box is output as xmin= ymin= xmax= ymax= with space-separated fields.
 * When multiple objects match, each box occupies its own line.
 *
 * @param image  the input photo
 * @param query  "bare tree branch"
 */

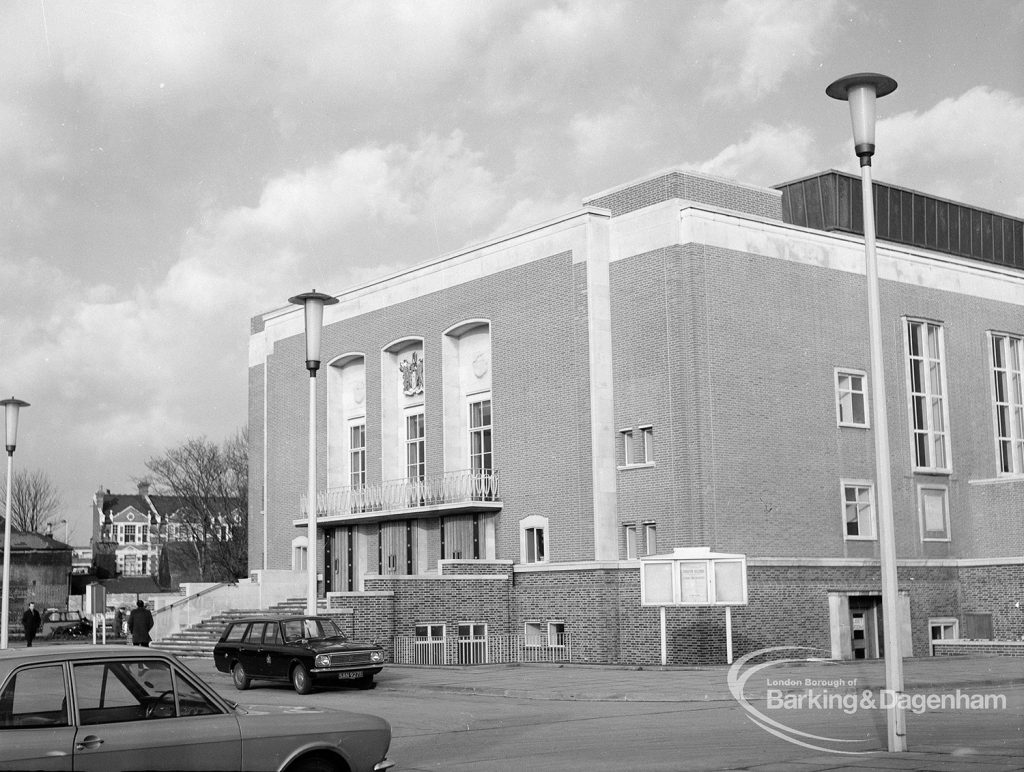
xmin=143 ymin=429 xmax=248 ymax=581
xmin=0 ymin=468 xmax=63 ymax=533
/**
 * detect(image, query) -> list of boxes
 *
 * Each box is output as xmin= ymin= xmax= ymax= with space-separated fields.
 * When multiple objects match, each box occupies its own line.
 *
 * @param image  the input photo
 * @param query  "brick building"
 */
xmin=0 ymin=526 xmax=73 ymax=635
xmin=248 ymin=167 xmax=1024 ymax=664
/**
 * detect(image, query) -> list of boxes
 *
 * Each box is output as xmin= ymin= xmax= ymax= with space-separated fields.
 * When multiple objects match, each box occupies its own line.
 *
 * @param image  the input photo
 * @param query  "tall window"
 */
xmin=350 ymin=422 xmax=366 ymax=487
xmin=906 ymin=319 xmax=950 ymax=470
xmin=991 ymin=333 xmax=1024 ymax=474
xmin=836 ymin=369 xmax=869 ymax=427
xmin=406 ymin=411 xmax=425 ymax=481
xmin=624 ymin=525 xmax=637 ymax=559
xmin=123 ymin=525 xmax=136 ymax=544
xmin=469 ymin=399 xmax=492 ymax=473
xmin=841 ymin=481 xmax=876 ymax=539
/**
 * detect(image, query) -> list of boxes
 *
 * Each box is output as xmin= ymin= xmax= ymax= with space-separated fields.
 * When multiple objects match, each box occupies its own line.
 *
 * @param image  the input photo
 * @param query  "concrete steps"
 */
xmin=149 ymin=599 xmax=322 ymax=659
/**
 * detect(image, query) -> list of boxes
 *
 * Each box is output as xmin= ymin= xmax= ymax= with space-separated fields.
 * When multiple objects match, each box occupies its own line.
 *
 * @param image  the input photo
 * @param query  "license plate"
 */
xmin=338 ymin=671 xmax=361 ymax=680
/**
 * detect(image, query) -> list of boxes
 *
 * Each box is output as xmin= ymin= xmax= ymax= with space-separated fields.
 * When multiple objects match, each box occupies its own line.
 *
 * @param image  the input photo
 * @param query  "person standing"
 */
xmin=128 ymin=600 xmax=153 ymax=647
xmin=21 ymin=602 xmax=41 ymax=647
xmin=114 ymin=607 xmax=124 ymax=638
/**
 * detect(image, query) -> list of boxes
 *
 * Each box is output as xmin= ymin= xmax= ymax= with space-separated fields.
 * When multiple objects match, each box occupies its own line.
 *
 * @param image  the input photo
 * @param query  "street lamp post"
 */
xmin=288 ymin=290 xmax=339 ymax=616
xmin=1 ymin=397 xmax=30 ymax=650
xmin=827 ymin=72 xmax=906 ymax=753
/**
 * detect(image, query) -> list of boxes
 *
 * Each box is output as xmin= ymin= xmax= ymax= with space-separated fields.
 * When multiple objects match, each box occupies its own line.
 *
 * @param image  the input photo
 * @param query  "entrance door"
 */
xmin=327 ymin=526 xmax=357 ymax=591
xmin=849 ymin=595 xmax=882 ymax=659
xmin=379 ymin=520 xmax=415 ymax=575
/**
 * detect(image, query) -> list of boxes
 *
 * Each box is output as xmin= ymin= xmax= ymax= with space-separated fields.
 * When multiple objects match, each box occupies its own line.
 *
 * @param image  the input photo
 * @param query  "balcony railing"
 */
xmin=301 ymin=468 xmax=500 ymax=519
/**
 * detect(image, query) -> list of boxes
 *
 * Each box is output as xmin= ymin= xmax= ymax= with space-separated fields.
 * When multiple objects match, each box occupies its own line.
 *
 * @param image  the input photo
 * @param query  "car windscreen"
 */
xmin=283 ymin=618 xmax=346 ymax=642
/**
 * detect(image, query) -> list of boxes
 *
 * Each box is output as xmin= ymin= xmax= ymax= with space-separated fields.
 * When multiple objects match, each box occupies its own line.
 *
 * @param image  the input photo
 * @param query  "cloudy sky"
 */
xmin=2 ymin=0 xmax=1022 ymax=543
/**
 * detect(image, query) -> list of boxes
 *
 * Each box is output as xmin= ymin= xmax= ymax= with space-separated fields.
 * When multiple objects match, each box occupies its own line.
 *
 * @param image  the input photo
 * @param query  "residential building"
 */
xmin=90 ymin=482 xmax=240 ymax=586
xmin=248 ymin=167 xmax=1024 ymax=664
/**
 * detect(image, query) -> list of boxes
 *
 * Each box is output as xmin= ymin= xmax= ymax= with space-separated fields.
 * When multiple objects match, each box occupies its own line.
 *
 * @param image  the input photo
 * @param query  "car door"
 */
xmin=239 ymin=623 xmax=268 ymax=677
xmin=70 ymin=658 xmax=242 ymax=771
xmin=0 ymin=663 xmax=76 ymax=771
xmin=260 ymin=621 xmax=291 ymax=680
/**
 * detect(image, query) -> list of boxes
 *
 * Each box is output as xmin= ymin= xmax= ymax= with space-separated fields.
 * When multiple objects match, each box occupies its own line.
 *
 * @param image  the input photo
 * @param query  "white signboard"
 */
xmin=640 ymin=547 xmax=748 ymax=607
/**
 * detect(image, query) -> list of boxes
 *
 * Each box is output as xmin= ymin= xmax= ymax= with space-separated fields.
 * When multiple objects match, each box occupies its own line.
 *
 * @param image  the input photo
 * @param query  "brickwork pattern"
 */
xmin=933 ymin=641 xmax=1024 ymax=656
xmin=584 ymin=170 xmax=782 ymax=220
xmin=957 ymin=564 xmax=1024 ymax=640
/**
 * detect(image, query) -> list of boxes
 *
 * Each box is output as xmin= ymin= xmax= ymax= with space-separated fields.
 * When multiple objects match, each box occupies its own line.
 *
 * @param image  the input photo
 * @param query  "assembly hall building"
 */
xmin=247 ymin=166 xmax=1024 ymax=664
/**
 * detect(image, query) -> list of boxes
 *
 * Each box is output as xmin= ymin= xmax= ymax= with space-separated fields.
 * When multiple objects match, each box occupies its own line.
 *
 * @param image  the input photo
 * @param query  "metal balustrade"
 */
xmin=301 ymin=469 xmax=500 ymax=517
xmin=392 ymin=633 xmax=571 ymax=665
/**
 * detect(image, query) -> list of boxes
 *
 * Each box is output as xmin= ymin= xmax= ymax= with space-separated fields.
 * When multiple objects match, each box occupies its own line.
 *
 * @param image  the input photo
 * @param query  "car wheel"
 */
xmin=286 ymin=753 xmax=339 ymax=772
xmin=356 ymin=673 xmax=375 ymax=690
xmin=291 ymin=663 xmax=313 ymax=695
xmin=232 ymin=663 xmax=251 ymax=691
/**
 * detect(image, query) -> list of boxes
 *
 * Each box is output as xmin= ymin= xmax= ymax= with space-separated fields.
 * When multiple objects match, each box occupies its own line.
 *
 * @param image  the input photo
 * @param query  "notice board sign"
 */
xmin=640 ymin=547 xmax=747 ymax=606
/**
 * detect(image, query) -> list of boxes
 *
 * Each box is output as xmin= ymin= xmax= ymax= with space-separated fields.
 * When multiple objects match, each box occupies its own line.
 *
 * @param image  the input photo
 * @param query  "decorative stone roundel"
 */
xmin=472 ymin=352 xmax=489 ymax=379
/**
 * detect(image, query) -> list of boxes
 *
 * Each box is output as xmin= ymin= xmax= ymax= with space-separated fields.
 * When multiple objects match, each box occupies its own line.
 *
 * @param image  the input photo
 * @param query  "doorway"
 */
xmin=849 ymin=595 xmax=883 ymax=659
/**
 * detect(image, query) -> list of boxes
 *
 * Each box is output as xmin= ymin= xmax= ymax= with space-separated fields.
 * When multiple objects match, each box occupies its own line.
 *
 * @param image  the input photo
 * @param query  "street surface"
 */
xmin=189 ymin=659 xmax=1023 ymax=771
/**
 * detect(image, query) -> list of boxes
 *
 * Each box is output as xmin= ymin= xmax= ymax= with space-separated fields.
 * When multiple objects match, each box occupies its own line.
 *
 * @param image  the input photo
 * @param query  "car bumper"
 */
xmin=309 ymin=666 xmax=383 ymax=681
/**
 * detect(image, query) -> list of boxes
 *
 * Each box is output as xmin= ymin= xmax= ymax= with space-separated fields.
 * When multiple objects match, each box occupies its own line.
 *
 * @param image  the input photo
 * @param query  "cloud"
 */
xmin=2 ymin=129 xmax=520 ymax=528
xmin=689 ymin=0 xmax=842 ymax=103
xmin=696 ymin=123 xmax=819 ymax=187
xmin=570 ymin=105 xmax=653 ymax=165
xmin=870 ymin=87 xmax=1024 ymax=215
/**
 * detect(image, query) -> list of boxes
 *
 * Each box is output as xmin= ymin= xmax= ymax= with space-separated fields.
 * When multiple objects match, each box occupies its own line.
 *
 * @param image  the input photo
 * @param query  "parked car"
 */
xmin=40 ymin=609 xmax=92 ymax=640
xmin=214 ymin=616 xmax=385 ymax=694
xmin=0 ymin=644 xmax=394 ymax=772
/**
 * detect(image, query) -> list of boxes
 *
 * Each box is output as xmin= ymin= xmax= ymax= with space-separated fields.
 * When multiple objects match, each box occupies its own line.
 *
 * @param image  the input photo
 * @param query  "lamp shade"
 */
xmin=826 ymin=73 xmax=897 ymax=158
xmin=288 ymin=290 xmax=339 ymax=368
xmin=0 ymin=398 xmax=29 ymax=452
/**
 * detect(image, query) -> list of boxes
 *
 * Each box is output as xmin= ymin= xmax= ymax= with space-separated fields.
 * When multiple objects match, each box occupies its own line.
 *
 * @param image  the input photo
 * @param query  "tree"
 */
xmin=143 ymin=430 xmax=248 ymax=581
xmin=0 ymin=468 xmax=63 ymax=533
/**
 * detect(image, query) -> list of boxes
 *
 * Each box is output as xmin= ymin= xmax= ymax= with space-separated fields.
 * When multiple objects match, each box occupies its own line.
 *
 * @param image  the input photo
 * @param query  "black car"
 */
xmin=213 ymin=616 xmax=385 ymax=694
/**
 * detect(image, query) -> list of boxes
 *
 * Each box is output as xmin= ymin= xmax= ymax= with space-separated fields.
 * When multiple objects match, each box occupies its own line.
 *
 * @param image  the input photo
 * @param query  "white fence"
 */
xmin=393 ymin=633 xmax=572 ymax=665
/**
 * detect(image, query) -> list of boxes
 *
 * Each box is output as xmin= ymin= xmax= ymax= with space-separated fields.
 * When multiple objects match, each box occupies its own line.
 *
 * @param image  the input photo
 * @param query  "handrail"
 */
xmin=152 ymin=581 xmax=235 ymax=617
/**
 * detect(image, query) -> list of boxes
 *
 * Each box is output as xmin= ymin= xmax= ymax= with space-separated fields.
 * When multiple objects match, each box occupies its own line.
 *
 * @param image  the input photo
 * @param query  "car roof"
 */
xmin=0 ymin=645 xmax=185 ymax=681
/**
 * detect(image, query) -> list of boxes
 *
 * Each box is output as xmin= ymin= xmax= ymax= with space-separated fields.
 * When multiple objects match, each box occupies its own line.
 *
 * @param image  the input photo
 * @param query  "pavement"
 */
xmin=179 ymin=653 xmax=1024 ymax=771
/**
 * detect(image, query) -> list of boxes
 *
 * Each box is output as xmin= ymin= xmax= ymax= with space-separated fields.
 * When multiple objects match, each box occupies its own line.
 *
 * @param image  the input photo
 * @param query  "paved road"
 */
xmin=181 ymin=654 xmax=1023 ymax=771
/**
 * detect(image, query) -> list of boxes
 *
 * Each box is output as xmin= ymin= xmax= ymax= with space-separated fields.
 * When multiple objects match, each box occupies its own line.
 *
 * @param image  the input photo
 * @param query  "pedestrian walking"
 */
xmin=114 ymin=607 xmax=124 ymax=638
xmin=128 ymin=600 xmax=153 ymax=647
xmin=21 ymin=602 xmax=41 ymax=647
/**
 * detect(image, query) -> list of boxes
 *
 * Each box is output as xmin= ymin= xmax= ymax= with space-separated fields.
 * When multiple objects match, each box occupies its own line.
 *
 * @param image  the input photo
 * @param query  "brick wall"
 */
xmin=933 ymin=641 xmax=1024 ymax=656
xmin=957 ymin=564 xmax=1024 ymax=640
xmin=584 ymin=170 xmax=782 ymax=220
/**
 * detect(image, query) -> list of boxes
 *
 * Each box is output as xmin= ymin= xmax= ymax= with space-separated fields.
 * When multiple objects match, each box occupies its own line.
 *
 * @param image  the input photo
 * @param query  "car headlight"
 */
xmin=371 ymin=650 xmax=384 ymax=663
xmin=315 ymin=654 xmax=331 ymax=668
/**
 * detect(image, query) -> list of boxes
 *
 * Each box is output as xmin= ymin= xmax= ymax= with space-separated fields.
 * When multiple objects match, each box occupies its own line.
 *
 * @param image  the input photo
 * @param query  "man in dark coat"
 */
xmin=21 ymin=602 xmax=41 ymax=647
xmin=127 ymin=600 xmax=154 ymax=647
